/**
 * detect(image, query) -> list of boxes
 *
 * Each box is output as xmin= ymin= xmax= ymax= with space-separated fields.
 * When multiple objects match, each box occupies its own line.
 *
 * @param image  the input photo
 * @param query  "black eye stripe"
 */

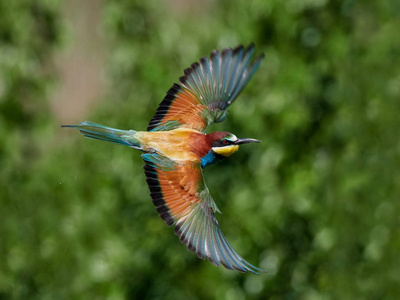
xmin=212 ymin=139 xmax=234 ymax=147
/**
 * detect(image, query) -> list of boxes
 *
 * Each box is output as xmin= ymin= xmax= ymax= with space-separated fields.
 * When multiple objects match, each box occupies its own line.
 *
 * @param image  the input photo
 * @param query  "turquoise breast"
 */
xmin=201 ymin=150 xmax=222 ymax=168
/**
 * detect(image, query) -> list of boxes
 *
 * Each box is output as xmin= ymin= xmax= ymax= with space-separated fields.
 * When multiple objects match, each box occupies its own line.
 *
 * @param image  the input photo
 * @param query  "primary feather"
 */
xmin=148 ymin=44 xmax=264 ymax=132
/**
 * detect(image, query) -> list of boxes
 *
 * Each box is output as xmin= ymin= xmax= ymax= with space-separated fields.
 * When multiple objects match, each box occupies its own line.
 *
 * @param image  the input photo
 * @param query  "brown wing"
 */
xmin=142 ymin=153 xmax=261 ymax=273
xmin=147 ymin=44 xmax=264 ymax=133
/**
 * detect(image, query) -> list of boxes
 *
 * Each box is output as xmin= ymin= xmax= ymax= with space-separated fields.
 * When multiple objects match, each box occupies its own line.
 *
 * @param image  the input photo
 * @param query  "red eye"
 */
xmin=222 ymin=139 xmax=229 ymax=145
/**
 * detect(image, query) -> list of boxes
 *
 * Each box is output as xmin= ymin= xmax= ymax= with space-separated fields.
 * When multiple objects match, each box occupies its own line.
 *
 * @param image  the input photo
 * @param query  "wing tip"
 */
xmin=173 ymin=205 xmax=263 ymax=274
xmin=232 ymin=44 xmax=244 ymax=55
xmin=179 ymin=75 xmax=187 ymax=85
xmin=179 ymin=43 xmax=262 ymax=85
xmin=210 ymin=50 xmax=219 ymax=60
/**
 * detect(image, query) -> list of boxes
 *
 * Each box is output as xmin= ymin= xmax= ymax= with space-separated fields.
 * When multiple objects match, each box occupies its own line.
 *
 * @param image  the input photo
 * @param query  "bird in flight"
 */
xmin=63 ymin=44 xmax=264 ymax=273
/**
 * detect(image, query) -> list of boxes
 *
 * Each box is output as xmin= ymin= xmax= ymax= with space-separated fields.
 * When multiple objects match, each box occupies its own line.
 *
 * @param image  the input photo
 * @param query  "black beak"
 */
xmin=235 ymin=138 xmax=261 ymax=145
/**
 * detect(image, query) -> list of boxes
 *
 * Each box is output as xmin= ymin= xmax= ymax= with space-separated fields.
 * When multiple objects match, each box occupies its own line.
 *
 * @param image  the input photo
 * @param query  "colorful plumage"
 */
xmin=63 ymin=44 xmax=264 ymax=273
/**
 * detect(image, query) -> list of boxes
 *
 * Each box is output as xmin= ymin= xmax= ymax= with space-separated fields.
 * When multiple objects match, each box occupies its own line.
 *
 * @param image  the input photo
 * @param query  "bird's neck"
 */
xmin=201 ymin=150 xmax=223 ymax=168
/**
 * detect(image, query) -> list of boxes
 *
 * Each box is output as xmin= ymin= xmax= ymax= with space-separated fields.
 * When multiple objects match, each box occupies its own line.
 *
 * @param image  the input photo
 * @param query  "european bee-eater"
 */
xmin=63 ymin=44 xmax=264 ymax=273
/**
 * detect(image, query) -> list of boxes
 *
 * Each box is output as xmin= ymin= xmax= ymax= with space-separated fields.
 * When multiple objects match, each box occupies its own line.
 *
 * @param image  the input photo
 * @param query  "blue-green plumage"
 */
xmin=201 ymin=150 xmax=223 ymax=168
xmin=62 ymin=121 xmax=140 ymax=149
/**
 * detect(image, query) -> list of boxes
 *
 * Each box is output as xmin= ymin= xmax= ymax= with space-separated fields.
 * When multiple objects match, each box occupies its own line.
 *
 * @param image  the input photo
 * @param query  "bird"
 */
xmin=63 ymin=44 xmax=264 ymax=273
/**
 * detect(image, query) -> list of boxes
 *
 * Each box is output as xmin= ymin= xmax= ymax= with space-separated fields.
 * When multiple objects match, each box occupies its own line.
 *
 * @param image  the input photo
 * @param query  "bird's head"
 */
xmin=210 ymin=132 xmax=260 ymax=157
xmin=201 ymin=132 xmax=260 ymax=168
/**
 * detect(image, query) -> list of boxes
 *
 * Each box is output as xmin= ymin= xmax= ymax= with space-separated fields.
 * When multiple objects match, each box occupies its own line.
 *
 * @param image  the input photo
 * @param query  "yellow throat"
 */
xmin=212 ymin=145 xmax=239 ymax=157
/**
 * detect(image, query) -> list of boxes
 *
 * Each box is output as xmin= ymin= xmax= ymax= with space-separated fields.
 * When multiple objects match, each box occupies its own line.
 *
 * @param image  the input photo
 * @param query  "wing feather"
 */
xmin=142 ymin=153 xmax=261 ymax=273
xmin=147 ymin=44 xmax=264 ymax=132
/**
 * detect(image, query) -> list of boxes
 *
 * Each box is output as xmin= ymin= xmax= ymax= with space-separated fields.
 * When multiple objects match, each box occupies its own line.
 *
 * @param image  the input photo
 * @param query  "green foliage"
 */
xmin=1 ymin=0 xmax=400 ymax=299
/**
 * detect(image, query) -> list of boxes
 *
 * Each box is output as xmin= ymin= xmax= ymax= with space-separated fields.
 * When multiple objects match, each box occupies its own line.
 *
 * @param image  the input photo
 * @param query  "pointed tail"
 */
xmin=62 ymin=121 xmax=141 ymax=149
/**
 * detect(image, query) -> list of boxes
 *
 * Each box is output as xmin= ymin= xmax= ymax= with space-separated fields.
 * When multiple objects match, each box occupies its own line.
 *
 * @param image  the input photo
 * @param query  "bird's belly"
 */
xmin=136 ymin=129 xmax=202 ymax=162
xmin=147 ymin=141 xmax=196 ymax=161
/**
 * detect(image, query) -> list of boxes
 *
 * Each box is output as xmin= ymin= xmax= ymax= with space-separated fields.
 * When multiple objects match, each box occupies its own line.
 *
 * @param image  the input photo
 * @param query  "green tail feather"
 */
xmin=62 ymin=121 xmax=141 ymax=149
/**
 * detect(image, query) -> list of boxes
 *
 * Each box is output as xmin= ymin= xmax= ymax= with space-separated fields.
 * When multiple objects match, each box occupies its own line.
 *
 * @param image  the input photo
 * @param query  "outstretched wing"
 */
xmin=148 ymin=44 xmax=264 ymax=133
xmin=142 ymin=153 xmax=261 ymax=273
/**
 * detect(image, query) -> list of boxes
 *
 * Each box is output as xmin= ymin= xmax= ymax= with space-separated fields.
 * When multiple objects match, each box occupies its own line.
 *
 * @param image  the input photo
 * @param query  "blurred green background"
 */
xmin=1 ymin=0 xmax=399 ymax=299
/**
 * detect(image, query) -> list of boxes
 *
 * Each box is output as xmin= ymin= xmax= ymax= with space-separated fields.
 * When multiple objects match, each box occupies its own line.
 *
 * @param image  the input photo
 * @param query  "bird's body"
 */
xmin=138 ymin=128 xmax=210 ymax=160
xmin=64 ymin=44 xmax=264 ymax=273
